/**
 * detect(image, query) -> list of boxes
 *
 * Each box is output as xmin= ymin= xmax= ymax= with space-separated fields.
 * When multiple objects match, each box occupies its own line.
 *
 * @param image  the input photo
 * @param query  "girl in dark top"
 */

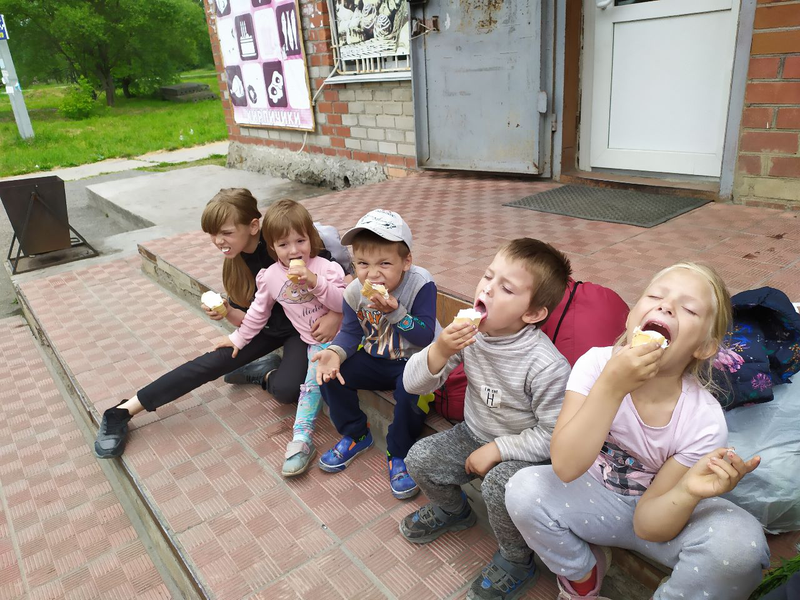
xmin=94 ymin=188 xmax=347 ymax=459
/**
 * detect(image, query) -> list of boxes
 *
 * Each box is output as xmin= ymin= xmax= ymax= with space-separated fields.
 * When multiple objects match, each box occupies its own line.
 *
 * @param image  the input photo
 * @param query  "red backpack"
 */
xmin=433 ymin=278 xmax=629 ymax=422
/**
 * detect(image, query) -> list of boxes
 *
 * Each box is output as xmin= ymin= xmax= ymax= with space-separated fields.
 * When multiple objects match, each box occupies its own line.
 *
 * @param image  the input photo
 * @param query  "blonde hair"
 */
xmin=629 ymin=262 xmax=731 ymax=391
xmin=262 ymin=199 xmax=323 ymax=260
xmin=499 ymin=238 xmax=572 ymax=324
xmin=201 ymin=188 xmax=261 ymax=308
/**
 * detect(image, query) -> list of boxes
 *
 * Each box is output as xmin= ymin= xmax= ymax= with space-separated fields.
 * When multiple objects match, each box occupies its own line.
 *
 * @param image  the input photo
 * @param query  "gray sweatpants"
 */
xmin=506 ymin=465 xmax=771 ymax=600
xmin=405 ymin=422 xmax=534 ymax=564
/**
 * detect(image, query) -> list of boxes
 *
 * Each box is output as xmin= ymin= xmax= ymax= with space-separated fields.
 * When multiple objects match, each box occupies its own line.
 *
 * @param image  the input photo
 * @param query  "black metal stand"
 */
xmin=6 ymin=188 xmax=98 ymax=275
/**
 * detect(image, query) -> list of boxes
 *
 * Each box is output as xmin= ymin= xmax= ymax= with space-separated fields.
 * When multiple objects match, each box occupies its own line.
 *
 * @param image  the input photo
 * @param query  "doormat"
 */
xmin=503 ymin=185 xmax=709 ymax=228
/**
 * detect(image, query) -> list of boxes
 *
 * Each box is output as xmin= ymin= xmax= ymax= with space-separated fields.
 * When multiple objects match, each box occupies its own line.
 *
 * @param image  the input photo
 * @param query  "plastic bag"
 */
xmin=723 ymin=378 xmax=800 ymax=534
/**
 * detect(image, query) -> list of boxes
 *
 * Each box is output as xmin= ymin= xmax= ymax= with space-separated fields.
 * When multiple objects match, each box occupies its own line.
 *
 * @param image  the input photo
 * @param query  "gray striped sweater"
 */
xmin=403 ymin=325 xmax=571 ymax=463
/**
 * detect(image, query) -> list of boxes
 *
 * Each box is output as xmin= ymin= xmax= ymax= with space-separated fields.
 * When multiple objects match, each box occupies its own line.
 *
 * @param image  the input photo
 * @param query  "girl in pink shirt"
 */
xmin=505 ymin=263 xmax=769 ymax=600
xmin=218 ymin=199 xmax=346 ymax=477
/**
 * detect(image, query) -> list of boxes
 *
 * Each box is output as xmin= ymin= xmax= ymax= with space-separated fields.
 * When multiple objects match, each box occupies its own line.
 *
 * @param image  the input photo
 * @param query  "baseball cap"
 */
xmin=340 ymin=209 xmax=413 ymax=251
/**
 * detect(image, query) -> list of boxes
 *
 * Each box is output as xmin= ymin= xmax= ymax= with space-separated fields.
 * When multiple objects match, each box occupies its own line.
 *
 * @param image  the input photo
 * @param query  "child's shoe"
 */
xmin=94 ymin=404 xmax=132 ymax=459
xmin=223 ymin=352 xmax=281 ymax=387
xmin=555 ymin=545 xmax=612 ymax=599
xmin=387 ymin=456 xmax=419 ymax=499
xmin=282 ymin=440 xmax=316 ymax=477
xmin=318 ymin=431 xmax=373 ymax=472
xmin=467 ymin=551 xmax=538 ymax=600
xmin=400 ymin=494 xmax=476 ymax=543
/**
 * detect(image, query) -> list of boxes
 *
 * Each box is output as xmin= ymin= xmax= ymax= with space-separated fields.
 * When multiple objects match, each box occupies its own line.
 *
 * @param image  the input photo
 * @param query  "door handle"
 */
xmin=596 ymin=0 xmax=612 ymax=9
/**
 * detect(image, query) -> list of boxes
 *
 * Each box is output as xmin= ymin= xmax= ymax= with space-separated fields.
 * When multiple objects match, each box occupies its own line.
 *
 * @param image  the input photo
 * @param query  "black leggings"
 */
xmin=137 ymin=332 xmax=308 ymax=411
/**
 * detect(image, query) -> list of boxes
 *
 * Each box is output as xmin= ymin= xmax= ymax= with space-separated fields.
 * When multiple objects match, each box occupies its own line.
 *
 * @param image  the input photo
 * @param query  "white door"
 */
xmin=581 ymin=0 xmax=741 ymax=177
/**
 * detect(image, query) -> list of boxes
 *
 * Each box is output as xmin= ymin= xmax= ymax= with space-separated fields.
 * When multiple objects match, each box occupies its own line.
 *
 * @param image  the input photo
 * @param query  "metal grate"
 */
xmin=503 ymin=185 xmax=709 ymax=228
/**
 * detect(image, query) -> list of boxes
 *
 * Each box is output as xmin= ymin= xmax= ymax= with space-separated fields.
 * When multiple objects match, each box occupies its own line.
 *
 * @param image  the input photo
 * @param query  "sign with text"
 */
xmin=214 ymin=0 xmax=314 ymax=131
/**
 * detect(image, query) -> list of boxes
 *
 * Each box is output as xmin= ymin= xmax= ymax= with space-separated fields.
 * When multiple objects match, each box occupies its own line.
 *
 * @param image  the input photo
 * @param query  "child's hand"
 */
xmin=311 ymin=311 xmax=342 ymax=344
xmin=214 ymin=337 xmax=241 ymax=358
xmin=202 ymin=299 xmax=230 ymax=321
xmin=681 ymin=447 xmax=761 ymax=500
xmin=368 ymin=292 xmax=399 ymax=313
xmin=465 ymin=442 xmax=502 ymax=478
xmin=312 ymin=349 xmax=344 ymax=385
xmin=600 ymin=343 xmax=664 ymax=397
xmin=436 ymin=321 xmax=478 ymax=358
xmin=288 ymin=265 xmax=317 ymax=288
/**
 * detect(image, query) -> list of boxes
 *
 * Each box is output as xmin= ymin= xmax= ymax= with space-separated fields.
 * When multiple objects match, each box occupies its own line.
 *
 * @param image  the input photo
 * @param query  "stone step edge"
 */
xmin=137 ymin=241 xmax=667 ymax=593
xmin=14 ymin=282 xmax=212 ymax=600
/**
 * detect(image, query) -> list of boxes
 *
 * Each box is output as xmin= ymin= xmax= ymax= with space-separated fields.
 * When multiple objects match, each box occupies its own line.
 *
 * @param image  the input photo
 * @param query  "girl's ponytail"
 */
xmin=201 ymin=189 xmax=262 ymax=308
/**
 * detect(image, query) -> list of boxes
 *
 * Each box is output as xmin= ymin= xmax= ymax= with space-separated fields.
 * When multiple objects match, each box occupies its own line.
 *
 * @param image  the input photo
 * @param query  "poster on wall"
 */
xmin=214 ymin=0 xmax=314 ymax=131
xmin=333 ymin=0 xmax=410 ymax=61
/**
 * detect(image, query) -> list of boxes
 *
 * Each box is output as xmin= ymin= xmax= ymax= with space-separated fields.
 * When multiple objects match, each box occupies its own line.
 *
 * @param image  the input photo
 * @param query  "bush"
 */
xmin=59 ymin=78 xmax=96 ymax=119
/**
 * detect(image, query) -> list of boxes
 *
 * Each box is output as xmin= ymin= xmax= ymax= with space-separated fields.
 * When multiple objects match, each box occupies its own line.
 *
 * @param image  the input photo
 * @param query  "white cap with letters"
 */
xmin=340 ymin=209 xmax=413 ymax=251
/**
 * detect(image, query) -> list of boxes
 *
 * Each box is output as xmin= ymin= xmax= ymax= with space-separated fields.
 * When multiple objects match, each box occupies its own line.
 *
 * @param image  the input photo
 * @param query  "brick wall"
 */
xmin=735 ymin=0 xmax=800 ymax=209
xmin=203 ymin=0 xmax=417 ymax=180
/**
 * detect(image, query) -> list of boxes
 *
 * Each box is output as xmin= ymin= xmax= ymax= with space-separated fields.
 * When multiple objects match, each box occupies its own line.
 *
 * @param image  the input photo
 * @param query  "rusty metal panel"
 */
xmin=411 ymin=0 xmax=545 ymax=174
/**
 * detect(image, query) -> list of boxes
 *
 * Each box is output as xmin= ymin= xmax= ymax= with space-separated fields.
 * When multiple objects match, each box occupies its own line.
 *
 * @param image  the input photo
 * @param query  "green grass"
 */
xmin=0 ymin=73 xmax=227 ymax=177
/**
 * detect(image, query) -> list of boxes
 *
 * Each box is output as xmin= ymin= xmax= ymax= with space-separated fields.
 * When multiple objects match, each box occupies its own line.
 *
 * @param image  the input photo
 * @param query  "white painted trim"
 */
xmin=578 ymin=0 xmax=596 ymax=172
xmin=327 ymin=72 xmax=412 ymax=85
xmin=720 ymin=0 xmax=756 ymax=200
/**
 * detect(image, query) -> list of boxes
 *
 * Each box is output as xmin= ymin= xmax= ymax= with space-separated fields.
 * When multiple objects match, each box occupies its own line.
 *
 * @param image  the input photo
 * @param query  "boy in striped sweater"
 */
xmin=401 ymin=238 xmax=573 ymax=600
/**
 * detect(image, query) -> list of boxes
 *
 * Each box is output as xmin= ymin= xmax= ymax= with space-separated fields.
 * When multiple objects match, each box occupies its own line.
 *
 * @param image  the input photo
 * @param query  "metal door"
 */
xmin=411 ymin=0 xmax=550 ymax=174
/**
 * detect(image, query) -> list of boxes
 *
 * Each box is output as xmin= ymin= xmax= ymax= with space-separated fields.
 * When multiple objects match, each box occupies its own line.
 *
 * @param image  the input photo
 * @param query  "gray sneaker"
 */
xmin=223 ymin=352 xmax=281 ymax=387
xmin=94 ymin=406 xmax=132 ymax=459
xmin=399 ymin=495 xmax=477 ymax=544
xmin=466 ymin=551 xmax=538 ymax=600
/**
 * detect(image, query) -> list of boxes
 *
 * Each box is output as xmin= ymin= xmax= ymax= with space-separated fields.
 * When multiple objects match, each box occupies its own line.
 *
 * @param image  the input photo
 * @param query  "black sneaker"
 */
xmin=399 ymin=493 xmax=476 ymax=543
xmin=223 ymin=352 xmax=282 ymax=388
xmin=94 ymin=406 xmax=132 ymax=459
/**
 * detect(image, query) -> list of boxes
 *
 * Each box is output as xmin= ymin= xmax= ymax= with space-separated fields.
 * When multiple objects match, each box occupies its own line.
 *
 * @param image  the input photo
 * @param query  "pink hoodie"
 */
xmin=229 ymin=256 xmax=346 ymax=348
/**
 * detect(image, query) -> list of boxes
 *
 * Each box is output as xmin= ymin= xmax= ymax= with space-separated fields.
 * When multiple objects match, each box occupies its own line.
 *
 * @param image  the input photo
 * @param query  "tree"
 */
xmin=0 ymin=0 xmax=212 ymax=105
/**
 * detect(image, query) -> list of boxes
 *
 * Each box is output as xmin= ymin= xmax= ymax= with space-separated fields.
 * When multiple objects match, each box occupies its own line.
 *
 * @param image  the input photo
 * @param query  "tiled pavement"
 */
xmin=0 ymin=316 xmax=171 ymax=600
xmin=11 ymin=172 xmax=800 ymax=599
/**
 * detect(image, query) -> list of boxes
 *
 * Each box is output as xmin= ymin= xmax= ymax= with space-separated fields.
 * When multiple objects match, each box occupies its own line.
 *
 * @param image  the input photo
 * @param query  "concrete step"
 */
xmin=0 ymin=315 xmax=189 ymax=599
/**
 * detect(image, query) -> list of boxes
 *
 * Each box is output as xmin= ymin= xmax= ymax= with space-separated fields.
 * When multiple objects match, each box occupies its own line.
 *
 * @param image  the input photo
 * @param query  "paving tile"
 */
xmin=0 ymin=316 xmax=168 ymax=600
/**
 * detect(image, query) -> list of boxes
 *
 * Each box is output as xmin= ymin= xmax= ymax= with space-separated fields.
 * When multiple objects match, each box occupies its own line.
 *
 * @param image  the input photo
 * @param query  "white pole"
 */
xmin=0 ymin=15 xmax=35 ymax=140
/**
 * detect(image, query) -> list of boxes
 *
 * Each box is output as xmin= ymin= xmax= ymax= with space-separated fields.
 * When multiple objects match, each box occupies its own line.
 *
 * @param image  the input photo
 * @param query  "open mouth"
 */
xmin=219 ymin=246 xmax=231 ymax=255
xmin=642 ymin=320 xmax=672 ymax=344
xmin=474 ymin=298 xmax=488 ymax=322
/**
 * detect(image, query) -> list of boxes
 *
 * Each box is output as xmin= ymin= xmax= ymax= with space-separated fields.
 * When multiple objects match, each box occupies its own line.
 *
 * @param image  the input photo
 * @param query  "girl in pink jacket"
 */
xmin=218 ymin=199 xmax=346 ymax=477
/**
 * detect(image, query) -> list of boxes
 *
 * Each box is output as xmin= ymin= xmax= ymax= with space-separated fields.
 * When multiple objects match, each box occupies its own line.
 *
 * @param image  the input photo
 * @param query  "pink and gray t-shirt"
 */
xmin=567 ymin=347 xmax=728 ymax=496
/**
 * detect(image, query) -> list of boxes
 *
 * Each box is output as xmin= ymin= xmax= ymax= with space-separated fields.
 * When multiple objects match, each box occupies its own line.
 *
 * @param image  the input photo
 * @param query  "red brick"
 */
xmin=752 ymin=30 xmax=800 ymax=54
xmin=776 ymin=107 xmax=800 ymax=128
xmin=323 ymin=147 xmax=336 ymax=156
xmin=317 ymin=101 xmax=333 ymax=114
xmin=368 ymin=153 xmax=387 ymax=165
xmin=738 ymin=155 xmax=762 ymax=175
xmin=745 ymin=81 xmax=800 ymax=104
xmin=404 ymin=156 xmax=418 ymax=169
xmin=740 ymin=130 xmax=799 ymax=153
xmin=754 ymin=5 xmax=800 ymax=28
xmin=330 ymin=137 xmax=345 ymax=148
xmin=334 ymin=126 xmax=350 ymax=137
xmin=784 ymin=56 xmax=800 ymax=79
xmin=741 ymin=107 xmax=774 ymax=128
xmin=335 ymin=149 xmax=350 ymax=158
xmin=287 ymin=142 xmax=302 ymax=151
xmin=321 ymin=125 xmax=336 ymax=136
xmin=769 ymin=156 xmax=800 ymax=177
xmin=308 ymin=145 xmax=324 ymax=154
xmin=386 ymin=154 xmax=405 ymax=166
xmin=332 ymin=102 xmax=349 ymax=114
xmin=353 ymin=151 xmax=370 ymax=162
xmin=322 ymin=89 xmax=338 ymax=102
xmin=327 ymin=114 xmax=342 ymax=125
xmin=749 ymin=57 xmax=780 ymax=79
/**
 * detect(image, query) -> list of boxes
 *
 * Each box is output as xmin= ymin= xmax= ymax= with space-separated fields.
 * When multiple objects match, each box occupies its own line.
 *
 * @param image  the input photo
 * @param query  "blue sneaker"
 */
xmin=388 ymin=456 xmax=419 ymax=499
xmin=466 ymin=551 xmax=538 ymax=600
xmin=318 ymin=431 xmax=373 ymax=472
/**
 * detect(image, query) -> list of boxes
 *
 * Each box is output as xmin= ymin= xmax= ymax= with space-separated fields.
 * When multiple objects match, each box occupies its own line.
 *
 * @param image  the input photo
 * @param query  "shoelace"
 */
xmin=415 ymin=503 xmax=445 ymax=528
xmin=482 ymin=562 xmax=522 ymax=594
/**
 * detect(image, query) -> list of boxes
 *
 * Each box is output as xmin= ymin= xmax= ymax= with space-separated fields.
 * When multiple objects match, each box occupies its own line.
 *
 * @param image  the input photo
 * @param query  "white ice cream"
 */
xmin=201 ymin=291 xmax=224 ymax=309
